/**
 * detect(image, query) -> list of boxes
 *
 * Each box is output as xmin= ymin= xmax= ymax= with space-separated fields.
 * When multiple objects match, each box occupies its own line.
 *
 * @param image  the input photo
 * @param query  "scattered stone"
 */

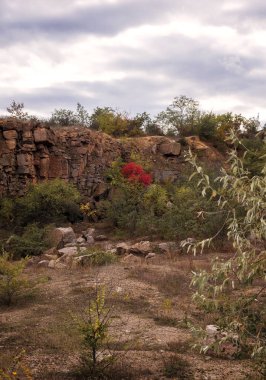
xmin=116 ymin=243 xmax=129 ymax=255
xmin=58 ymin=246 xmax=78 ymax=256
xmin=48 ymin=260 xmax=56 ymax=268
xmin=122 ymin=254 xmax=141 ymax=264
xmin=76 ymin=236 xmax=85 ymax=244
xmin=37 ymin=260 xmax=50 ymax=268
xmin=49 ymin=227 xmax=76 ymax=249
xmin=129 ymin=241 xmax=151 ymax=255
xmin=145 ymin=252 xmax=156 ymax=259
xmin=44 ymin=254 xmax=58 ymax=261
xmin=95 ymin=234 xmax=108 ymax=241
xmin=85 ymin=235 xmax=95 ymax=244
xmin=83 ymin=228 xmax=95 ymax=238
xmin=206 ymin=325 xmax=220 ymax=336
xmin=43 ymin=247 xmax=58 ymax=257
xmin=54 ymin=262 xmax=67 ymax=269
xmin=72 ymin=254 xmax=93 ymax=267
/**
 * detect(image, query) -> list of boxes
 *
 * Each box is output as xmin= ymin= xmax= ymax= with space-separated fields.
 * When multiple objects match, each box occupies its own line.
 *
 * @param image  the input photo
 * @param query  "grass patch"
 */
xmin=163 ymin=355 xmax=194 ymax=379
xmin=80 ymin=249 xmax=117 ymax=266
xmin=129 ymin=267 xmax=190 ymax=297
xmin=153 ymin=315 xmax=178 ymax=327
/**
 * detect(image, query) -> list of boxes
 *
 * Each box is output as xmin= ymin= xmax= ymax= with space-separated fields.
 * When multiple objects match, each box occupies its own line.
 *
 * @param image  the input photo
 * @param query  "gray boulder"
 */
xmin=49 ymin=227 xmax=76 ymax=249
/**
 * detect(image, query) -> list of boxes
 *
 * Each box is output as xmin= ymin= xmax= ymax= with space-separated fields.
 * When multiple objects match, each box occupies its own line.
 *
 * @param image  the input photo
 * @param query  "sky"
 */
xmin=0 ymin=0 xmax=266 ymax=122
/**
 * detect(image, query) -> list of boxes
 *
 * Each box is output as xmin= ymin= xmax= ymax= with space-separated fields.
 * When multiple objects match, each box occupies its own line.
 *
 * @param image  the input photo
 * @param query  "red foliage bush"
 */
xmin=139 ymin=173 xmax=152 ymax=186
xmin=121 ymin=162 xmax=152 ymax=187
xmin=121 ymin=162 xmax=144 ymax=177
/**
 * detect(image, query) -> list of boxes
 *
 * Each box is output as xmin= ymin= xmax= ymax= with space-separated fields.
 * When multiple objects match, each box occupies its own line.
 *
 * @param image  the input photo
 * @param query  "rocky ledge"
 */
xmin=0 ymin=118 xmax=184 ymax=198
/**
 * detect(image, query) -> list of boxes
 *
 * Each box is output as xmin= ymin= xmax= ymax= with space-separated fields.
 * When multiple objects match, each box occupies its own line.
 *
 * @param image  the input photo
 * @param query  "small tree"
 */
xmin=75 ymin=286 xmax=114 ymax=377
xmin=50 ymin=103 xmax=90 ymax=127
xmin=184 ymin=130 xmax=266 ymax=367
xmin=0 ymin=252 xmax=30 ymax=306
xmin=156 ymin=95 xmax=200 ymax=136
xmin=6 ymin=101 xmax=29 ymax=120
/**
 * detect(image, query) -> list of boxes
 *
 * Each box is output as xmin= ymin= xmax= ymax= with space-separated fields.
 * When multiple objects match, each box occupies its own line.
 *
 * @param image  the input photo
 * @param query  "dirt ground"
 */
xmin=0 ymin=245 xmax=259 ymax=380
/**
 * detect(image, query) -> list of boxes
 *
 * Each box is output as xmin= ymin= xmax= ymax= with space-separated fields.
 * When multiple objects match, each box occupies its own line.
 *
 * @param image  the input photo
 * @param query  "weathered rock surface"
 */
xmin=158 ymin=141 xmax=181 ymax=156
xmin=49 ymin=227 xmax=76 ymax=249
xmin=129 ymin=241 xmax=151 ymax=255
xmin=0 ymin=118 xmax=224 ymax=198
xmin=116 ymin=243 xmax=129 ymax=255
xmin=0 ymin=119 xmax=185 ymax=198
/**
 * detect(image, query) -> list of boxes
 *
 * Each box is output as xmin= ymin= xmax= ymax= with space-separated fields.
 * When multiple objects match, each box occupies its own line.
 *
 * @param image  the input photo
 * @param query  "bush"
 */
xmin=6 ymin=224 xmax=51 ymax=258
xmin=50 ymin=103 xmax=90 ymax=127
xmin=163 ymin=355 xmax=193 ymax=379
xmin=0 ymin=350 xmax=32 ymax=379
xmin=104 ymin=160 xmax=225 ymax=240
xmin=0 ymin=252 xmax=31 ymax=306
xmin=14 ymin=179 xmax=81 ymax=225
xmin=240 ymin=137 xmax=266 ymax=176
xmin=186 ymin=130 xmax=266 ymax=365
xmin=81 ymin=249 xmax=117 ymax=266
xmin=0 ymin=198 xmax=14 ymax=228
xmin=121 ymin=162 xmax=152 ymax=186
xmin=74 ymin=286 xmax=114 ymax=377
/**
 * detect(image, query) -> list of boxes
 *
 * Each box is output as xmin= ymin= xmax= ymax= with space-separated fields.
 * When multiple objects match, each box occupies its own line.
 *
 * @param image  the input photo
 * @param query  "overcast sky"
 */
xmin=0 ymin=0 xmax=266 ymax=122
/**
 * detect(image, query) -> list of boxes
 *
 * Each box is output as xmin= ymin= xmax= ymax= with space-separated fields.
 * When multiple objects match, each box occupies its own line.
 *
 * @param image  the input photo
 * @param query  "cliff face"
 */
xmin=0 ymin=118 xmax=185 ymax=198
xmin=0 ymin=119 xmax=125 ymax=197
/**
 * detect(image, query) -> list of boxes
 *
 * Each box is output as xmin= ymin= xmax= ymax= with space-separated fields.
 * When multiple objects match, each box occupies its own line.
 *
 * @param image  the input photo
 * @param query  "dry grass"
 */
xmin=0 ymin=254 xmax=257 ymax=379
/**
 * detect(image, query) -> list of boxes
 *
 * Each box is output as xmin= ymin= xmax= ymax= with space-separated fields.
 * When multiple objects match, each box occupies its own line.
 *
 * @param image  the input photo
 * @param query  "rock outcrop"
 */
xmin=0 ymin=118 xmax=125 ymax=197
xmin=0 ymin=118 xmax=223 ymax=198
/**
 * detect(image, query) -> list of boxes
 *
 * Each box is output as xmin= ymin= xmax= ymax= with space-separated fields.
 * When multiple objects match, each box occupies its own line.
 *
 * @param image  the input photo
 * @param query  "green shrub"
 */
xmin=241 ymin=137 xmax=266 ymax=176
xmin=163 ymin=355 xmax=193 ymax=379
xmin=81 ymin=249 xmax=117 ymax=266
xmin=15 ymin=179 xmax=81 ymax=225
xmin=103 ymin=159 xmax=225 ymax=240
xmin=0 ymin=252 xmax=30 ymax=306
xmin=186 ymin=130 xmax=266 ymax=364
xmin=0 ymin=198 xmax=14 ymax=228
xmin=74 ymin=286 xmax=114 ymax=377
xmin=6 ymin=224 xmax=51 ymax=258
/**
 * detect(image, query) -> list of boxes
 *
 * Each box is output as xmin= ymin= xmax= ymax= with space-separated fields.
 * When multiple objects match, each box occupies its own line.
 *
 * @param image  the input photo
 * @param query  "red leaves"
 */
xmin=139 ymin=173 xmax=152 ymax=186
xmin=121 ymin=162 xmax=152 ymax=186
xmin=121 ymin=162 xmax=144 ymax=177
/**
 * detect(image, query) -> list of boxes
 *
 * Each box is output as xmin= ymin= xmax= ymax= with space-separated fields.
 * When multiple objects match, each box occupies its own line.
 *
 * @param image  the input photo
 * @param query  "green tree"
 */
xmin=50 ymin=103 xmax=90 ymax=127
xmin=89 ymin=107 xmax=129 ymax=136
xmin=185 ymin=130 xmax=266 ymax=367
xmin=6 ymin=100 xmax=29 ymax=120
xmin=15 ymin=179 xmax=81 ymax=225
xmin=75 ymin=286 xmax=114 ymax=377
xmin=156 ymin=95 xmax=200 ymax=136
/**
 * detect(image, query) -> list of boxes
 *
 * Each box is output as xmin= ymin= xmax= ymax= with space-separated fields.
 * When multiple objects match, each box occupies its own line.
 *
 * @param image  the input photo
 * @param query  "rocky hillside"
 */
xmin=0 ymin=118 xmax=223 ymax=198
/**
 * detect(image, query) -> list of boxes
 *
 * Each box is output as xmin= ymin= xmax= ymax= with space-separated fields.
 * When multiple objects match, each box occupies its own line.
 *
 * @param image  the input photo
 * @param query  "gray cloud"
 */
xmin=0 ymin=0 xmax=266 ymax=122
xmin=0 ymin=0 xmax=178 ymax=46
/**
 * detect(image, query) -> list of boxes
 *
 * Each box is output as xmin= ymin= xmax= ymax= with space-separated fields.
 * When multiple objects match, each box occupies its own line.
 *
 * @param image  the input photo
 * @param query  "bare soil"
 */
xmin=0 ymin=246 xmax=258 ymax=379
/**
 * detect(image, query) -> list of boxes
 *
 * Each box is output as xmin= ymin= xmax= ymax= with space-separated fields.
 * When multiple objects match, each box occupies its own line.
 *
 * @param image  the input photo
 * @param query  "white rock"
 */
xmin=37 ymin=260 xmax=49 ymax=267
xmin=206 ymin=325 xmax=220 ymax=336
xmin=145 ymin=252 xmax=156 ymax=259
xmin=85 ymin=235 xmax=95 ymax=244
xmin=48 ymin=260 xmax=56 ymax=268
xmin=77 ymin=236 xmax=85 ymax=244
xmin=58 ymin=247 xmax=78 ymax=256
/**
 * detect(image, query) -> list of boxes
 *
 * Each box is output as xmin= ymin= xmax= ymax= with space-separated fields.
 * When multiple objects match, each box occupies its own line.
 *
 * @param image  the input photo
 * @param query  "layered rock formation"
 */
xmin=0 ymin=118 xmax=183 ymax=198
